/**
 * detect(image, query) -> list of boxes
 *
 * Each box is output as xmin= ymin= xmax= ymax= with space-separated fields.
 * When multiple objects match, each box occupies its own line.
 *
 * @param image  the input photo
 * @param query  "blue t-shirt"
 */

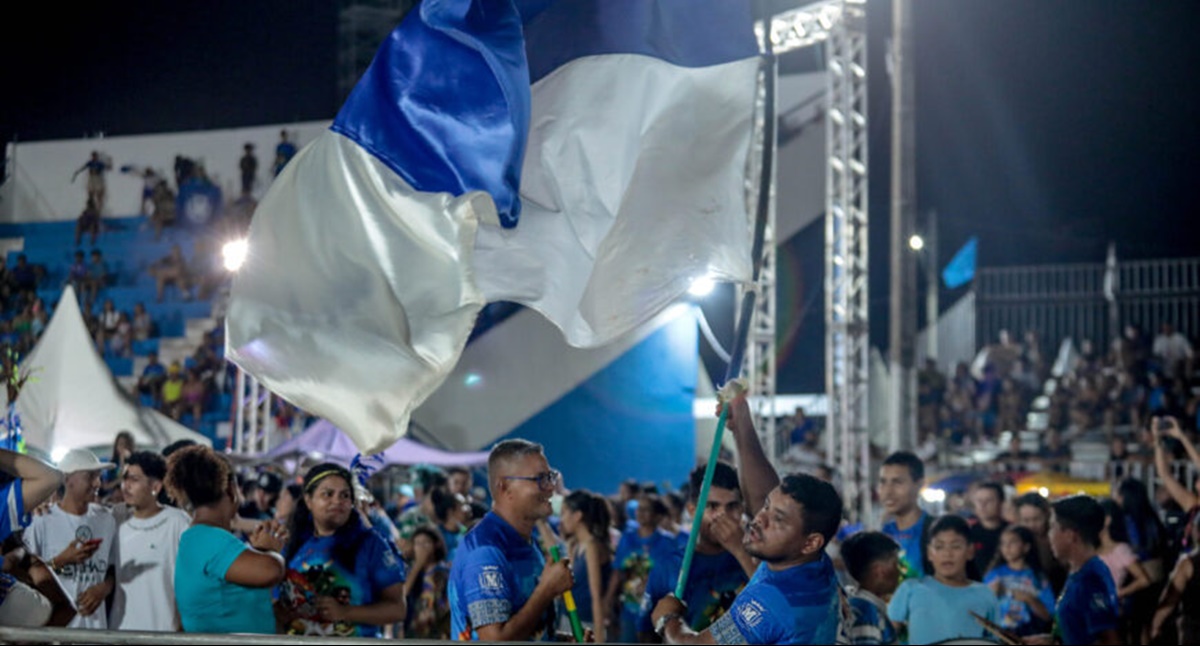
xmin=614 ymin=527 xmax=677 ymax=615
xmin=449 ymin=512 xmax=554 ymax=641
xmin=175 ymin=524 xmax=275 ymax=634
xmin=1054 ymin=556 xmax=1119 ymax=646
xmin=847 ymin=588 xmax=898 ymax=645
xmin=708 ymin=554 xmax=841 ymax=645
xmin=882 ymin=511 xmax=929 ymax=579
xmin=0 ymin=481 xmax=27 ymax=543
xmin=984 ymin=564 xmax=1055 ymax=635
xmin=888 ymin=576 xmax=999 ymax=645
xmin=277 ymin=529 xmax=407 ymax=637
xmin=567 ymin=544 xmax=611 ymax=624
xmin=640 ymin=546 xmax=748 ymax=633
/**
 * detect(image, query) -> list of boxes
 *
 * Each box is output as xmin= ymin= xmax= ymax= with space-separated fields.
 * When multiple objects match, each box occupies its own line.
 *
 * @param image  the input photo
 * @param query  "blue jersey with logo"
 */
xmin=882 ymin=511 xmax=929 ymax=579
xmin=1054 ymin=556 xmax=1119 ymax=646
xmin=640 ymin=546 xmax=748 ymax=633
xmin=449 ymin=512 xmax=554 ymax=641
xmin=0 ymin=481 xmax=27 ymax=543
xmin=707 ymin=554 xmax=841 ymax=645
xmin=847 ymin=588 xmax=898 ymax=645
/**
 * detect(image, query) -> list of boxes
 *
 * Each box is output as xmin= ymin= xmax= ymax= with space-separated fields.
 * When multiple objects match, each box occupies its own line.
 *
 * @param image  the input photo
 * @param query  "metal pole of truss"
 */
xmin=824 ymin=0 xmax=871 ymax=524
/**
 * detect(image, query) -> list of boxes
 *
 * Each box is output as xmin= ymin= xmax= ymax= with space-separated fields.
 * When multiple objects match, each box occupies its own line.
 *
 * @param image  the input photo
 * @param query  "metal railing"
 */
xmin=0 ymin=626 xmax=400 ymax=645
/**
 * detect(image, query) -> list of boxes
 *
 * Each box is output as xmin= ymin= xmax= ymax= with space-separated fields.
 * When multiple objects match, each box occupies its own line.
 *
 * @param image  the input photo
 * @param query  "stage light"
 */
xmin=920 ymin=487 xmax=946 ymax=503
xmin=223 ymin=239 xmax=249 ymax=272
xmin=908 ymin=234 xmax=925 ymax=251
xmin=464 ymin=372 xmax=483 ymax=388
xmin=688 ymin=275 xmax=715 ymax=297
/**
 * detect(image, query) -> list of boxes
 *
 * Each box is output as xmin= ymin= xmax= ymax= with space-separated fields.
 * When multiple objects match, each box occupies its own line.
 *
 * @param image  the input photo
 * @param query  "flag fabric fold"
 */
xmin=228 ymin=0 xmax=759 ymax=454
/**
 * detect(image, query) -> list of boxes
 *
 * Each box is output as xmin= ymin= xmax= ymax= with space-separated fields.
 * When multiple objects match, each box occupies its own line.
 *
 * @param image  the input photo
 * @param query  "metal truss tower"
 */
xmin=753 ymin=0 xmax=871 ymax=522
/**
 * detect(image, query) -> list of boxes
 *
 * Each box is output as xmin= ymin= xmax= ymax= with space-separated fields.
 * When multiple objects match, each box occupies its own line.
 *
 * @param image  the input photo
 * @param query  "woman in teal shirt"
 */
xmin=165 ymin=445 xmax=288 ymax=633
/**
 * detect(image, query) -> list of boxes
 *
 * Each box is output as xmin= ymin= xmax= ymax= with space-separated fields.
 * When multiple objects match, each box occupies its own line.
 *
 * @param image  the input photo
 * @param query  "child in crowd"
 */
xmin=888 ymin=515 xmax=999 ymax=644
xmin=984 ymin=525 xmax=1055 ymax=637
xmin=841 ymin=531 xmax=902 ymax=645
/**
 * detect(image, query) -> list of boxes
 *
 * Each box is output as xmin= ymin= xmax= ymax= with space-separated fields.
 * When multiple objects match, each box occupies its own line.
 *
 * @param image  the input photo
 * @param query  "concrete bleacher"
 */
xmin=1 ymin=214 xmax=229 ymax=441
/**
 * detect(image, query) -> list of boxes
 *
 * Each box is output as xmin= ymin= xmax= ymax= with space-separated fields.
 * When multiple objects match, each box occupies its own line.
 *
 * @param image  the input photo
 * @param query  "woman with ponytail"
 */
xmin=274 ymin=462 xmax=408 ymax=637
xmin=560 ymin=490 xmax=614 ymax=642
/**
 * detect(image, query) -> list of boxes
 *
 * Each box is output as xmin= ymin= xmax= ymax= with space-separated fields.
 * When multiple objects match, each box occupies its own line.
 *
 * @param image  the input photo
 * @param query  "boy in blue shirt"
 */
xmin=1033 ymin=495 xmax=1121 ymax=646
xmin=841 ymin=531 xmax=902 ymax=644
xmin=878 ymin=451 xmax=930 ymax=579
xmin=640 ymin=462 xmax=753 ymax=638
xmin=449 ymin=439 xmax=573 ymax=641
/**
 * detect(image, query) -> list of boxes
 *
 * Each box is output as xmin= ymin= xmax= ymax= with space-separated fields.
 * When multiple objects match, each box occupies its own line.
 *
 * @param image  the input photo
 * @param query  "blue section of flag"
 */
xmin=517 ymin=0 xmax=759 ymax=83
xmin=332 ymin=0 xmax=531 ymax=228
xmin=942 ymin=236 xmax=978 ymax=289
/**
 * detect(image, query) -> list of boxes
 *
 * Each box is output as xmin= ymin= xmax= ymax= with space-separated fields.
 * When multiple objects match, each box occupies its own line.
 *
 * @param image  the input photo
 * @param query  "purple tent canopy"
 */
xmin=264 ymin=419 xmax=489 ymax=467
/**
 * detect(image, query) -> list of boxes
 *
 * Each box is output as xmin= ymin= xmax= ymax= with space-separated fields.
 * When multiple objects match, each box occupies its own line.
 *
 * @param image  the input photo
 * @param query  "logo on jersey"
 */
xmin=74 ymin=525 xmax=94 ymax=542
xmin=479 ymin=567 xmax=504 ymax=592
xmin=737 ymin=600 xmax=765 ymax=628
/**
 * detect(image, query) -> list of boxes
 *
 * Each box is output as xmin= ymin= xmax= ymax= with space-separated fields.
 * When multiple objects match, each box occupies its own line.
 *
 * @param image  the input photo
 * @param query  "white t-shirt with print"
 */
xmin=109 ymin=504 xmax=191 ymax=631
xmin=23 ymin=503 xmax=118 ymax=630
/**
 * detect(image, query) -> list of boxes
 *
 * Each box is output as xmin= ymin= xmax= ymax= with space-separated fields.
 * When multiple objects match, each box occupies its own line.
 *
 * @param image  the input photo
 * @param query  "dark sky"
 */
xmin=4 ymin=0 xmax=1197 ymax=392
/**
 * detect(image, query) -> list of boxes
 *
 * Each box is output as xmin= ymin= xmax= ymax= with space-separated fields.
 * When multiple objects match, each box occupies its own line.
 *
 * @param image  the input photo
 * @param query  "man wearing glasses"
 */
xmin=449 ymin=439 xmax=574 ymax=641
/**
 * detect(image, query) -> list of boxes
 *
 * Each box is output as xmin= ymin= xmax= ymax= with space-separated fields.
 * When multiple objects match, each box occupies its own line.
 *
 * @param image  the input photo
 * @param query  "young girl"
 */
xmin=888 ymin=515 xmax=999 ymax=644
xmin=984 ymin=525 xmax=1055 ymax=636
xmin=1097 ymin=499 xmax=1152 ymax=604
xmin=559 ymin=490 xmax=614 ymax=643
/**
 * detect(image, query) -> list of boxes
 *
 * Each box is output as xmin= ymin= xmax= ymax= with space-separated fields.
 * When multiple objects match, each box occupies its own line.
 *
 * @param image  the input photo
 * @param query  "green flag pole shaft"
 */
xmin=674 ymin=405 xmax=732 ymax=598
xmin=673 ymin=39 xmax=777 ymax=600
xmin=549 ymin=545 xmax=585 ymax=642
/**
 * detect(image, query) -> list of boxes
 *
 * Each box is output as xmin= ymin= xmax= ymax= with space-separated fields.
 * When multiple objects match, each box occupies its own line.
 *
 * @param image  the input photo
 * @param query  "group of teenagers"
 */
xmin=1 ymin=400 xmax=1198 ymax=644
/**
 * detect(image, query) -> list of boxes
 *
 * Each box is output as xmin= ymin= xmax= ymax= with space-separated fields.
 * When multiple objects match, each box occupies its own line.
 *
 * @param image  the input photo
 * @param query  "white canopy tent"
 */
xmin=12 ymin=286 xmax=209 ymax=457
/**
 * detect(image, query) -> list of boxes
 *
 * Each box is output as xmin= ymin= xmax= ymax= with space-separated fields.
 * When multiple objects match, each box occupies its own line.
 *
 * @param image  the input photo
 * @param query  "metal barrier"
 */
xmin=976 ymin=256 xmax=1200 ymax=356
xmin=961 ymin=457 xmax=1197 ymax=502
xmin=0 ymin=626 xmax=401 ymax=645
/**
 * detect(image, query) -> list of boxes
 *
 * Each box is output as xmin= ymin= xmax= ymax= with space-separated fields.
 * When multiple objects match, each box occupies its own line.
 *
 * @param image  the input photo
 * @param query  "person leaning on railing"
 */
xmin=1153 ymin=416 xmax=1200 ymax=554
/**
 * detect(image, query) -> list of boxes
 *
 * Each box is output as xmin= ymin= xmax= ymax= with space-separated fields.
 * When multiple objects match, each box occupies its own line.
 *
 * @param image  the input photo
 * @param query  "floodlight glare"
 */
xmin=908 ymin=234 xmax=925 ymax=251
xmin=222 ymin=239 xmax=249 ymax=272
xmin=688 ymin=275 xmax=716 ymax=297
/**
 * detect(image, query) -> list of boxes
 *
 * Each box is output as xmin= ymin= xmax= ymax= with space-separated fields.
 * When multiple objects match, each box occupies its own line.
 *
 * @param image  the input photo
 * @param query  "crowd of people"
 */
xmin=1 ymin=390 xmax=1199 ymax=645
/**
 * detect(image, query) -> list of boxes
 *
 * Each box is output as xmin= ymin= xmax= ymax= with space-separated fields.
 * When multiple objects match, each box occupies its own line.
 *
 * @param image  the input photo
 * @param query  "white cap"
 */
xmin=58 ymin=448 xmax=116 ymax=474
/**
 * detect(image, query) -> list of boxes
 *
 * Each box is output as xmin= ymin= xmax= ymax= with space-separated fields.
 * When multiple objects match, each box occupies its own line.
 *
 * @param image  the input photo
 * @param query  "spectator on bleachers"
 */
xmin=189 ymin=237 xmax=225 ymax=301
xmin=137 ymin=351 xmax=167 ymax=407
xmin=1154 ymin=322 xmax=1195 ymax=381
xmin=1038 ymin=429 xmax=1071 ymax=472
xmin=996 ymin=378 xmax=1024 ymax=433
xmin=108 ymin=312 xmax=132 ymax=358
xmin=75 ymin=198 xmax=101 ymax=248
xmin=10 ymin=255 xmax=39 ymax=302
xmin=149 ymin=178 xmax=176 ymax=241
xmin=239 ymin=143 xmax=258 ymax=197
xmin=149 ymin=244 xmax=190 ymax=303
xmin=181 ymin=367 xmax=207 ymax=424
xmin=67 ymin=251 xmax=87 ymax=293
xmin=119 ymin=165 xmax=160 ymax=217
xmin=173 ymin=155 xmax=197 ymax=189
xmin=131 ymin=302 xmax=153 ymax=342
xmin=274 ymin=130 xmax=297 ymax=177
xmin=72 ymin=151 xmax=112 ymax=212
xmin=98 ymin=298 xmax=119 ymax=338
xmin=80 ymin=249 xmax=107 ymax=307
xmin=28 ymin=298 xmax=47 ymax=340
xmin=161 ymin=362 xmax=185 ymax=419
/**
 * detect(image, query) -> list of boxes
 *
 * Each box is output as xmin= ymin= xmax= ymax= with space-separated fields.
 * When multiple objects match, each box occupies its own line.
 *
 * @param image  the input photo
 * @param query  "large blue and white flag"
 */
xmin=227 ymin=0 xmax=759 ymax=453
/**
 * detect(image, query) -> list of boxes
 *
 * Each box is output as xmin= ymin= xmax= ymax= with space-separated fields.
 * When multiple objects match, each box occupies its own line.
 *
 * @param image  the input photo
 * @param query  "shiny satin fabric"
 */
xmin=227 ymin=133 xmax=491 ymax=454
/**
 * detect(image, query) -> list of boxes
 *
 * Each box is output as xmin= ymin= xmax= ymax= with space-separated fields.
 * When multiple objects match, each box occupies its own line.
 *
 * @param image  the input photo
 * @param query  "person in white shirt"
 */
xmin=109 ymin=451 xmax=190 ymax=631
xmin=23 ymin=448 xmax=118 ymax=630
xmin=1152 ymin=322 xmax=1194 ymax=379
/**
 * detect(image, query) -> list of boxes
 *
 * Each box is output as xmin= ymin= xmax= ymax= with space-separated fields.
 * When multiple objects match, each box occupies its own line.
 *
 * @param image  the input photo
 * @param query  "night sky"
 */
xmin=4 ymin=1 xmax=1198 ymax=391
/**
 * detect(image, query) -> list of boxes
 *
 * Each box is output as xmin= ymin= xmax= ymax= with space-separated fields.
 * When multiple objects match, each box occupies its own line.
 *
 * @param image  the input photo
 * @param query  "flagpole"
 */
xmin=675 ymin=23 xmax=777 ymax=600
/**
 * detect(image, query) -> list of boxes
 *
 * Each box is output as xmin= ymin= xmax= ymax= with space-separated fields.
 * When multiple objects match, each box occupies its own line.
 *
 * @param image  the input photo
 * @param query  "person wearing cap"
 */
xmin=0 ymin=447 xmax=62 ymax=542
xmin=22 ymin=448 xmax=119 ymax=630
xmin=240 ymin=471 xmax=283 ymax=521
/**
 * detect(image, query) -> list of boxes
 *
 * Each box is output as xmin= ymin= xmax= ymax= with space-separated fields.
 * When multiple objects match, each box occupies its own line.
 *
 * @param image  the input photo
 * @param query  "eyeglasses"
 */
xmin=502 ymin=469 xmax=561 ymax=490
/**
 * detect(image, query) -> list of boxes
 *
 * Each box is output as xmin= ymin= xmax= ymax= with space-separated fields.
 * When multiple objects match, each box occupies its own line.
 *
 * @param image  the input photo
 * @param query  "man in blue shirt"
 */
xmin=640 ymin=462 xmax=753 ymax=638
xmin=878 ymin=451 xmax=930 ymax=579
xmin=449 ymin=439 xmax=573 ymax=641
xmin=651 ymin=394 xmax=842 ymax=644
xmin=1036 ymin=495 xmax=1121 ymax=646
xmin=274 ymin=130 xmax=298 ymax=177
xmin=0 ymin=448 xmax=62 ymax=541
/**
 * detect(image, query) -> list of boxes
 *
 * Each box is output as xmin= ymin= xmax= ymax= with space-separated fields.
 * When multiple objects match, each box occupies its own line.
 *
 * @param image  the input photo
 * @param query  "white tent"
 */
xmin=12 ymin=286 xmax=210 ymax=455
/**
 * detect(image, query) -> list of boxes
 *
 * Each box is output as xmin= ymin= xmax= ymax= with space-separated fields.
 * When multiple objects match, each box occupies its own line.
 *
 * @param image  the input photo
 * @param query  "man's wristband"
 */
xmin=655 ymin=613 xmax=683 ymax=637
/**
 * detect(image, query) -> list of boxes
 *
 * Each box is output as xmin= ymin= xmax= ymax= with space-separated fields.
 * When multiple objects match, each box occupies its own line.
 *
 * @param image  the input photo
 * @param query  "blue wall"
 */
xmin=495 ymin=313 xmax=697 ymax=495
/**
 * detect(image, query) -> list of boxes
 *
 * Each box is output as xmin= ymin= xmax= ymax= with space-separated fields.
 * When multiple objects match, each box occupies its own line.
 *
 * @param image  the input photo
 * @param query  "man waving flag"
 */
xmin=227 ymin=0 xmax=759 ymax=453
